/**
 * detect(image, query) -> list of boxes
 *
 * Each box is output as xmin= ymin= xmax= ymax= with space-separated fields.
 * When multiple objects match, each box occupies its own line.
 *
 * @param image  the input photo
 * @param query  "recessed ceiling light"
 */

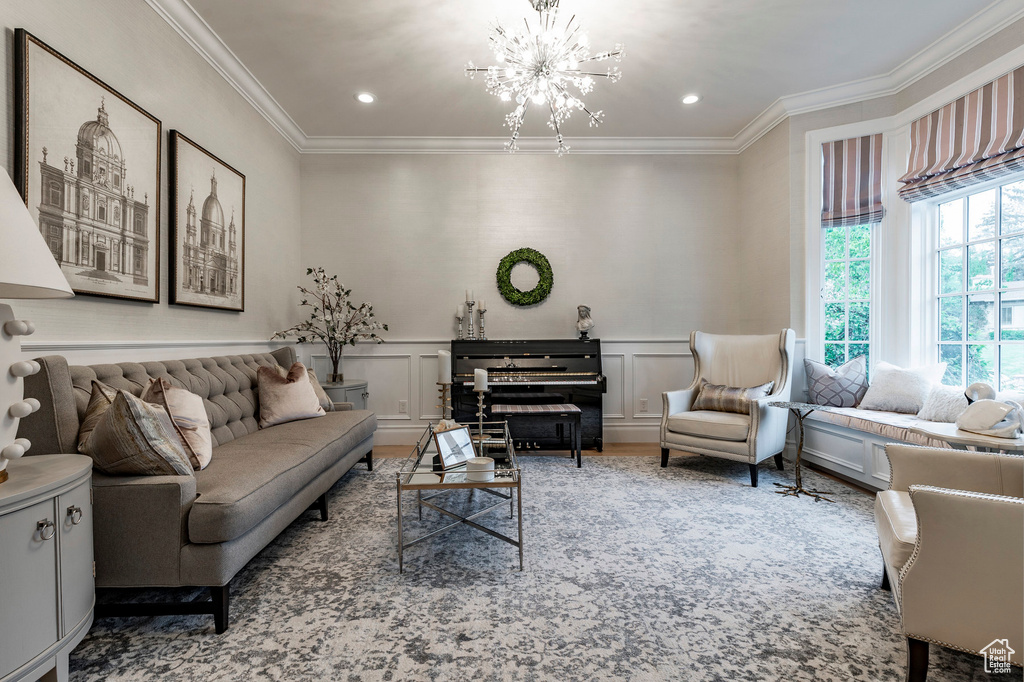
xmin=355 ymin=92 xmax=376 ymax=104
xmin=681 ymin=94 xmax=701 ymax=105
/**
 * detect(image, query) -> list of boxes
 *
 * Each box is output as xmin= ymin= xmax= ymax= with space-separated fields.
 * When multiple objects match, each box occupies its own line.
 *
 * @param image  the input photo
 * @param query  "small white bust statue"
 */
xmin=576 ymin=305 xmax=595 ymax=340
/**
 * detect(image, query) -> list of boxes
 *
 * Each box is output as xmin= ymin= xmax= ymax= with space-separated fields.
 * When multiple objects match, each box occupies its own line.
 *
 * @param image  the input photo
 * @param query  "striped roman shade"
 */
xmin=821 ymin=134 xmax=885 ymax=227
xmin=899 ymin=66 xmax=1024 ymax=202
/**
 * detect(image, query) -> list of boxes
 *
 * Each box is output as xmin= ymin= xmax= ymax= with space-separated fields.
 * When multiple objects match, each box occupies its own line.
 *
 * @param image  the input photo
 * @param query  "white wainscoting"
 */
xmin=20 ymin=339 xmax=291 ymax=366
xmin=296 ymin=340 xmax=694 ymax=445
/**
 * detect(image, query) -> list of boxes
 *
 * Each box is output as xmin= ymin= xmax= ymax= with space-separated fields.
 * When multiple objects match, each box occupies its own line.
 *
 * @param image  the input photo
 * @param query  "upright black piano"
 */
xmin=451 ymin=339 xmax=606 ymax=451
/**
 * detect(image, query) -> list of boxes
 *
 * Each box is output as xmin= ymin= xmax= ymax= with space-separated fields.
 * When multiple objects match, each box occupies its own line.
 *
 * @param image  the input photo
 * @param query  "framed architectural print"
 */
xmin=433 ymin=426 xmax=476 ymax=470
xmin=14 ymin=29 xmax=161 ymax=303
xmin=169 ymin=131 xmax=245 ymax=311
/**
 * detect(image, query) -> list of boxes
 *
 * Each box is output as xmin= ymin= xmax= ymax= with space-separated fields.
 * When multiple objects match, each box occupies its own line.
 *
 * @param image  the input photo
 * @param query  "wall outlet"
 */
xmin=398 ymin=400 xmax=408 ymax=414
xmin=639 ymin=398 xmax=649 ymax=412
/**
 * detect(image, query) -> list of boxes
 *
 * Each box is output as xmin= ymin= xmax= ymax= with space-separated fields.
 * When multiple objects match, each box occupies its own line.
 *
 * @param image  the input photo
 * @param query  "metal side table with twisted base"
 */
xmin=768 ymin=401 xmax=836 ymax=503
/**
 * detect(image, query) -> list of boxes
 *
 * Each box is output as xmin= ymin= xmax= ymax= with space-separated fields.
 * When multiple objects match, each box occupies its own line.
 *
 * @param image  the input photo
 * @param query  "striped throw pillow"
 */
xmin=81 ymin=391 xmax=194 ymax=476
xmin=691 ymin=379 xmax=775 ymax=415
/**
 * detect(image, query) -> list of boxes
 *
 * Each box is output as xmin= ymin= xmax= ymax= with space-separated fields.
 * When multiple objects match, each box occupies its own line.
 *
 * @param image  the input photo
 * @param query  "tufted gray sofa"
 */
xmin=21 ymin=346 xmax=375 ymax=633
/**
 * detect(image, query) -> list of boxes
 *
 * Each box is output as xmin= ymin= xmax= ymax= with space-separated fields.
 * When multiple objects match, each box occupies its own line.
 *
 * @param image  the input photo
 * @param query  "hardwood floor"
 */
xmin=373 ymin=443 xmax=874 ymax=496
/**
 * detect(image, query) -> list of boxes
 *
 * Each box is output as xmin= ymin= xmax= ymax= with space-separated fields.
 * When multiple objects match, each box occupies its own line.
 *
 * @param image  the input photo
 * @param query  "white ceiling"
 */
xmin=184 ymin=0 xmax=1016 ymax=142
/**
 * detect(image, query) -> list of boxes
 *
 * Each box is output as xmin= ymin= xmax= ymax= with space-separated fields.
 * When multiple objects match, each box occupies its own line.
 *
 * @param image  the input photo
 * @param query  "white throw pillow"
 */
xmin=917 ymin=385 xmax=968 ymax=423
xmin=859 ymin=361 xmax=946 ymax=414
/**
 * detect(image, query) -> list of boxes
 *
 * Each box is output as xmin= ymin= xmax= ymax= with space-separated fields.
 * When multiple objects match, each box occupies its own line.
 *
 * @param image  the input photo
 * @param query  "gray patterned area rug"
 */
xmin=70 ymin=455 xmax=1007 ymax=681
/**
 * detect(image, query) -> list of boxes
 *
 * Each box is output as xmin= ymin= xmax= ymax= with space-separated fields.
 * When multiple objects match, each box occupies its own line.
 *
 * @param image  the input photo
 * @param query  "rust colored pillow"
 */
xmin=258 ymin=362 xmax=326 ymax=428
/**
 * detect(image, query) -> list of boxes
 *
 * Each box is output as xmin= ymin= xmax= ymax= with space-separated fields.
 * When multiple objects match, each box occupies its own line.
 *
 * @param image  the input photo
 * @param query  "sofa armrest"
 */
xmin=899 ymin=485 xmax=1023 ymax=661
xmin=662 ymin=388 xmax=697 ymax=437
xmin=884 ymin=443 xmax=1024 ymax=495
xmin=91 ymin=472 xmax=196 ymax=587
xmin=332 ymin=401 xmax=354 ymax=412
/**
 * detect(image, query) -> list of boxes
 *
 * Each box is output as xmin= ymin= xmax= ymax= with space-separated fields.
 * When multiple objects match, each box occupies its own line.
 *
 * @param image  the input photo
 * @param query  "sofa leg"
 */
xmin=906 ymin=637 xmax=928 ymax=682
xmin=212 ymin=584 xmax=229 ymax=634
xmin=316 ymin=492 xmax=329 ymax=522
xmin=749 ymin=463 xmax=758 ymax=487
xmin=774 ymin=453 xmax=784 ymax=470
xmin=660 ymin=448 xmax=669 ymax=468
xmin=881 ymin=564 xmax=891 ymax=591
xmin=362 ymin=449 xmax=374 ymax=472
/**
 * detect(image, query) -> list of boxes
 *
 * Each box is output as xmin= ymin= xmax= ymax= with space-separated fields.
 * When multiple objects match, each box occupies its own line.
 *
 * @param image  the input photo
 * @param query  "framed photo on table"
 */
xmin=169 ymin=131 xmax=245 ymax=311
xmin=433 ymin=426 xmax=476 ymax=470
xmin=14 ymin=29 xmax=162 ymax=302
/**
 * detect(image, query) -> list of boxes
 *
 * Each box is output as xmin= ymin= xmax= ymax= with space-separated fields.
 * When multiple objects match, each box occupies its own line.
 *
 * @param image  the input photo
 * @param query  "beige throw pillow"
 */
xmin=258 ymin=362 xmax=326 ymax=428
xmin=691 ymin=379 xmax=775 ymax=415
xmin=275 ymin=364 xmax=334 ymax=413
xmin=142 ymin=378 xmax=214 ymax=470
xmin=81 ymin=391 xmax=194 ymax=476
xmin=77 ymin=380 xmax=119 ymax=454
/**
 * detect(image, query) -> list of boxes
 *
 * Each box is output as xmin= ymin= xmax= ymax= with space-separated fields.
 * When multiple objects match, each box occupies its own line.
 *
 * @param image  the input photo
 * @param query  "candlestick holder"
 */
xmin=466 ymin=300 xmax=476 ymax=340
xmin=474 ymin=389 xmax=488 ymax=445
xmin=455 ymin=315 xmax=464 ymax=340
xmin=436 ymin=382 xmax=452 ymax=420
xmin=477 ymin=306 xmax=487 ymax=341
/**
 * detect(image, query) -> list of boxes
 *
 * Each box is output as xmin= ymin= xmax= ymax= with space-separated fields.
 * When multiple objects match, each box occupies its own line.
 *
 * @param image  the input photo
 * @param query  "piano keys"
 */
xmin=450 ymin=339 xmax=606 ymax=451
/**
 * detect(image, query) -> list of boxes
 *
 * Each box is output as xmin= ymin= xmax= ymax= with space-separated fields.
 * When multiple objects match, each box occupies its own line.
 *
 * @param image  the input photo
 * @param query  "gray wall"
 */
xmin=0 ymin=0 xmax=302 ymax=346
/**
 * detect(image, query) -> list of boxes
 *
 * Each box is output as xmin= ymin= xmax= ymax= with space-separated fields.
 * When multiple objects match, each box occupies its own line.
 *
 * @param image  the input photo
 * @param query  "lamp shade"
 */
xmin=0 ymin=168 xmax=73 ymax=299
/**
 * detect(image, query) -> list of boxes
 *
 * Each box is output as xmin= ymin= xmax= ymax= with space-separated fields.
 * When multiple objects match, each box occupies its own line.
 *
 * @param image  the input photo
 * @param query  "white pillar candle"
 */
xmin=474 ymin=368 xmax=488 ymax=391
xmin=466 ymin=289 xmax=474 ymax=302
xmin=437 ymin=350 xmax=452 ymax=384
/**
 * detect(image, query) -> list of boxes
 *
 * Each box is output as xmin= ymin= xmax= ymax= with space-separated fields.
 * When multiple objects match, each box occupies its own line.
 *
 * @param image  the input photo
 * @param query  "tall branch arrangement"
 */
xmin=272 ymin=268 xmax=388 ymax=378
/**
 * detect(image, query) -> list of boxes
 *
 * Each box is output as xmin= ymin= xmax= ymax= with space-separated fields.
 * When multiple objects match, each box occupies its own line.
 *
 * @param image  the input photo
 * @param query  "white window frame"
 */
xmin=918 ymin=170 xmax=1024 ymax=389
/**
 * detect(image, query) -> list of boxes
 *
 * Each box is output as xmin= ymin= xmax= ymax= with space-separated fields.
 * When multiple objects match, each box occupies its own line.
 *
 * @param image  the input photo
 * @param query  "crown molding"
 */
xmin=147 ymin=0 xmax=1024 ymax=156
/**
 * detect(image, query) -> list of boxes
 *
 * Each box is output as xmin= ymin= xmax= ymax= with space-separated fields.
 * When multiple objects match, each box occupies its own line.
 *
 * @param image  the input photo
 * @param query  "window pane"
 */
xmin=848 ymin=225 xmax=870 ymax=259
xmin=967 ymin=344 xmax=995 ymax=385
xmin=825 ymin=302 xmax=846 ymax=341
xmin=1001 ymin=180 xmax=1024 ymax=234
xmin=939 ymin=344 xmax=963 ymax=385
xmin=849 ymin=343 xmax=869 ymax=363
xmin=939 ymin=296 xmax=963 ymax=341
xmin=1002 ymin=234 xmax=1024 ymax=288
xmin=967 ymin=242 xmax=995 ymax=291
xmin=939 ymin=198 xmax=964 ymax=246
xmin=824 ymin=262 xmax=846 ymax=300
xmin=967 ymin=294 xmax=995 ymax=341
xmin=1002 ymin=291 xmax=1024 ymax=341
xmin=968 ymin=188 xmax=997 ymax=241
xmin=939 ymin=248 xmax=963 ymax=294
xmin=1002 ymin=344 xmax=1024 ymax=391
xmin=849 ymin=302 xmax=869 ymax=341
xmin=848 ymin=260 xmax=870 ymax=300
xmin=824 ymin=227 xmax=846 ymax=261
xmin=824 ymin=343 xmax=846 ymax=367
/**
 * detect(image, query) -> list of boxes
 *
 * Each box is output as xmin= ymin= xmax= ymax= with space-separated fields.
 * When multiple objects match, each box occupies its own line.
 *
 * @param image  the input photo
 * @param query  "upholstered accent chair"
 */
xmin=875 ymin=444 xmax=1023 ymax=681
xmin=660 ymin=329 xmax=795 ymax=486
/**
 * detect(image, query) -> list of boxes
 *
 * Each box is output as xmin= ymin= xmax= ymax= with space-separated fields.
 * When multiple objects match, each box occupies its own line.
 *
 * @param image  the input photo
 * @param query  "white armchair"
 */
xmin=660 ymin=329 xmax=795 ymax=486
xmin=876 ymin=444 xmax=1023 ymax=681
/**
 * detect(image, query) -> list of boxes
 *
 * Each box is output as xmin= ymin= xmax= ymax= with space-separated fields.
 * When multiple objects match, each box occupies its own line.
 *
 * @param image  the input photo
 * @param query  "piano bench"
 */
xmin=490 ymin=404 xmax=583 ymax=468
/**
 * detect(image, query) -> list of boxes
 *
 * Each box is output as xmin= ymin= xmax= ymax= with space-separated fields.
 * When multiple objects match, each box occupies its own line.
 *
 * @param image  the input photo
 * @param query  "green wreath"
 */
xmin=496 ymin=248 xmax=553 ymax=306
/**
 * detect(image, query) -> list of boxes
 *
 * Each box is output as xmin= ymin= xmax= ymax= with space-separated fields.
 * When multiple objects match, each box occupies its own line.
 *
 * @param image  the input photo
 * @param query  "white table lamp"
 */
xmin=0 ymin=168 xmax=74 ymax=483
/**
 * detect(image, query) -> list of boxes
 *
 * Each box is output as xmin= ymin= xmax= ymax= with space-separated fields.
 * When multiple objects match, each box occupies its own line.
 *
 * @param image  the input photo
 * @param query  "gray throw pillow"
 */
xmin=804 ymin=355 xmax=868 ymax=407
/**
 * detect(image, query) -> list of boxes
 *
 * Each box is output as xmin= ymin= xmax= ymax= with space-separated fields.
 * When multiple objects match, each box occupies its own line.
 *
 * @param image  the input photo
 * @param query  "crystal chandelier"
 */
xmin=465 ymin=0 xmax=624 ymax=155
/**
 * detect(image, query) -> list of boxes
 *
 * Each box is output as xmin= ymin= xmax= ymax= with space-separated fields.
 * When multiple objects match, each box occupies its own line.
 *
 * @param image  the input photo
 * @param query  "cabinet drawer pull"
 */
xmin=67 ymin=505 xmax=83 ymax=525
xmin=37 ymin=519 xmax=55 ymax=541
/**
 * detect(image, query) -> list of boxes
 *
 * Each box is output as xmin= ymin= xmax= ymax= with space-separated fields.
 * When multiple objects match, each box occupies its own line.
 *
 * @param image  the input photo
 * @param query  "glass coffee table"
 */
xmin=396 ymin=421 xmax=522 ymax=573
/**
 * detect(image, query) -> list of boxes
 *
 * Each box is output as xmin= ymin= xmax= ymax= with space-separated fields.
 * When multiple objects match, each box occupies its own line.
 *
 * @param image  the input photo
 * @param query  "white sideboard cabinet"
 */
xmin=0 ymin=455 xmax=93 ymax=682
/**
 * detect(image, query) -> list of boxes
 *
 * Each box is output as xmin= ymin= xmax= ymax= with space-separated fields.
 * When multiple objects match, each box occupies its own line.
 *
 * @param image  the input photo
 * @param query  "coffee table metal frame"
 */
xmin=396 ymin=421 xmax=522 ymax=573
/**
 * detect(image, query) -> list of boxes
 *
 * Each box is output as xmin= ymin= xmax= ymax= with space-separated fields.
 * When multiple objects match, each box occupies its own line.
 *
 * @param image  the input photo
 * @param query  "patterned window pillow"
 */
xmin=141 ymin=377 xmax=213 ymax=470
xmin=917 ymin=384 xmax=969 ymax=423
xmin=80 ymin=391 xmax=194 ymax=476
xmin=804 ymin=355 xmax=868 ymax=407
xmin=77 ymin=380 xmax=120 ymax=454
xmin=691 ymin=378 xmax=775 ymax=415
xmin=258 ymin=362 xmax=326 ymax=428
xmin=859 ymin=361 xmax=946 ymax=414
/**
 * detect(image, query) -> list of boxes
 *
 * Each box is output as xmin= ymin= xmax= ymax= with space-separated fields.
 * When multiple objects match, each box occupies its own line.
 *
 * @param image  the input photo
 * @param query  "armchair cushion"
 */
xmin=691 ymin=379 xmax=774 ymax=414
xmin=666 ymin=410 xmax=750 ymax=441
xmin=875 ymin=490 xmax=917 ymax=573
